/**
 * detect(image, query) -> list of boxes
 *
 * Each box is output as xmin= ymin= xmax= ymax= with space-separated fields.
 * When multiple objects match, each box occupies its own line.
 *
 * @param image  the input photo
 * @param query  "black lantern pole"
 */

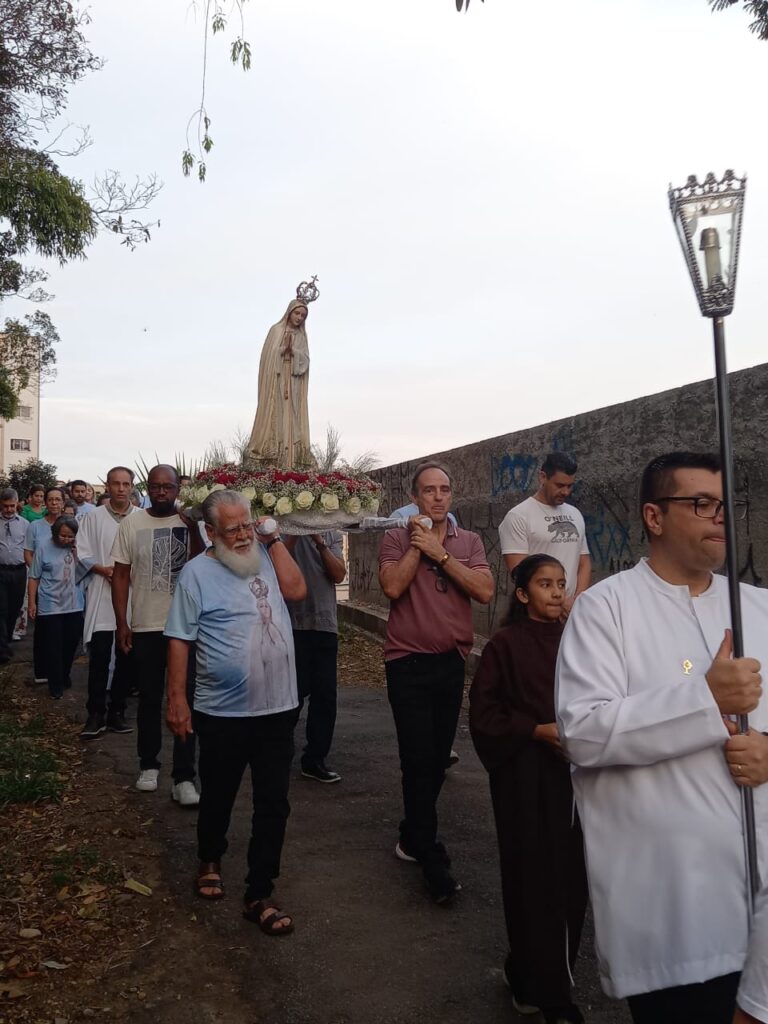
xmin=668 ymin=170 xmax=759 ymax=915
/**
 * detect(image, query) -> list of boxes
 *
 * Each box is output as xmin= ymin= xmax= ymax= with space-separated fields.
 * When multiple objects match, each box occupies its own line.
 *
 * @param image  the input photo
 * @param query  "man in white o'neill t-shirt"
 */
xmin=498 ymin=451 xmax=591 ymax=614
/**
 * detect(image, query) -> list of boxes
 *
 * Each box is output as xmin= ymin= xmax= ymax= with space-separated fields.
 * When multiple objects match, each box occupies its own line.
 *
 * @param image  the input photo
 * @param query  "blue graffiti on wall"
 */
xmin=585 ymin=503 xmax=633 ymax=571
xmin=490 ymin=453 xmax=538 ymax=498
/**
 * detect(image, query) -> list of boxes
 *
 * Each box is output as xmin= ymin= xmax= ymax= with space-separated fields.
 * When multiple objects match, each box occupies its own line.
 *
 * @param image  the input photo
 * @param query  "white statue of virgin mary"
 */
xmin=247 ymin=293 xmax=313 ymax=468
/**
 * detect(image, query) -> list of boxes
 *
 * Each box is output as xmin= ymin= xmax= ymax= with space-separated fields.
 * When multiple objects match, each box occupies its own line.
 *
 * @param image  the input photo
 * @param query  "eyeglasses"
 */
xmin=654 ymin=496 xmax=748 ymax=521
xmin=219 ymin=520 xmax=256 ymax=539
xmin=429 ymin=564 xmax=449 ymax=593
xmin=147 ymin=482 xmax=178 ymax=492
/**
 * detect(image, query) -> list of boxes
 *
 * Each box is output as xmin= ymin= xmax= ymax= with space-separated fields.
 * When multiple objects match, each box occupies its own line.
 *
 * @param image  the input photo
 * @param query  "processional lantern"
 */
xmin=668 ymin=169 xmax=760 ymax=915
xmin=668 ymin=170 xmax=746 ymax=317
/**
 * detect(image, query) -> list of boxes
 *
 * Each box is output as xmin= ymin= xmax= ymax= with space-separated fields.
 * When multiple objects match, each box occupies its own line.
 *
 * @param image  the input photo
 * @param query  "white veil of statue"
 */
xmin=247 ymin=298 xmax=311 ymax=467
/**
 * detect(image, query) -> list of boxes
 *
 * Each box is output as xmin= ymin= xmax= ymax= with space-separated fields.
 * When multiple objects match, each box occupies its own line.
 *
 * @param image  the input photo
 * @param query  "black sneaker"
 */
xmin=80 ymin=715 xmax=106 ymax=739
xmin=423 ymin=862 xmax=462 ymax=905
xmin=106 ymin=712 xmax=132 ymax=734
xmin=541 ymin=1005 xmax=584 ymax=1024
xmin=301 ymin=761 xmax=341 ymax=784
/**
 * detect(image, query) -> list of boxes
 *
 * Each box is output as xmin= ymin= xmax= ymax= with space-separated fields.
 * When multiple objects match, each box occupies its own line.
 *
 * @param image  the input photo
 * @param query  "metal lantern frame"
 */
xmin=668 ymin=170 xmax=746 ymax=317
xmin=669 ymin=169 xmax=760 ymax=916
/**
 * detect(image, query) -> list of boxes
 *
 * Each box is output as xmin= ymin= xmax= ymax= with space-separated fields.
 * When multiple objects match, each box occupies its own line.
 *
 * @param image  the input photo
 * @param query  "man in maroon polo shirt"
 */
xmin=379 ymin=462 xmax=494 ymax=904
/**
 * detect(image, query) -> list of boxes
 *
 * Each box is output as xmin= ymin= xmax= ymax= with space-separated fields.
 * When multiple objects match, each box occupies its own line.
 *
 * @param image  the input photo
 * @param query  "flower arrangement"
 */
xmin=179 ymin=463 xmax=381 ymax=519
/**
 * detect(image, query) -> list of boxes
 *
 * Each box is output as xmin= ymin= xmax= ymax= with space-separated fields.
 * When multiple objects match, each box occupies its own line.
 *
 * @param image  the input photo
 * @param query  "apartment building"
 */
xmin=0 ymin=385 xmax=40 ymax=476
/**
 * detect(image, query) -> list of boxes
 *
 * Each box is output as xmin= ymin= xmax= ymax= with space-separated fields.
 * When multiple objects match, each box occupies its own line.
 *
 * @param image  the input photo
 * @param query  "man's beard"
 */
xmin=212 ymin=537 xmax=262 ymax=578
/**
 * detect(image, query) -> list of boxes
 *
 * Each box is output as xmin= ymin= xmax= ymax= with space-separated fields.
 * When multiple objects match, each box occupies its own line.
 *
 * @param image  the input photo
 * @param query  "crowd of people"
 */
xmin=0 ymin=451 xmax=767 ymax=1023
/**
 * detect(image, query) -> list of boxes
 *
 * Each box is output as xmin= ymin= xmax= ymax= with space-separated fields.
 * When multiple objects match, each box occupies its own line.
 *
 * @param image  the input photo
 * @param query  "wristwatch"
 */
xmin=265 ymin=537 xmax=282 ymax=550
xmin=438 ymin=552 xmax=450 ymax=567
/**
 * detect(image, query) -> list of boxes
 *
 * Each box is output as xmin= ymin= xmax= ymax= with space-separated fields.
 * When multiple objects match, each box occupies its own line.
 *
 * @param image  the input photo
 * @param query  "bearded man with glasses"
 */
xmin=556 ymin=451 xmax=768 ymax=1024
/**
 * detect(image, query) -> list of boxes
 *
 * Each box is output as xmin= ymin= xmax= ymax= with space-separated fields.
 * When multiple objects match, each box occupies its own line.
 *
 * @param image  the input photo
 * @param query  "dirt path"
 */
xmin=2 ymin=630 xmax=630 ymax=1024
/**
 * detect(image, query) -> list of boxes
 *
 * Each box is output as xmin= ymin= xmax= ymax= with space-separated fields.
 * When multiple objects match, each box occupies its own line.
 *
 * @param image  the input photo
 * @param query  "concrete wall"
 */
xmin=347 ymin=362 xmax=768 ymax=640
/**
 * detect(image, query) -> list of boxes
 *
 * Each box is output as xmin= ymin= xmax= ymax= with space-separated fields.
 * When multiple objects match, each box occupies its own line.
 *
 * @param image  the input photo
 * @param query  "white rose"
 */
xmin=295 ymin=489 xmax=314 ymax=510
xmin=275 ymin=496 xmax=294 ymax=516
xmin=344 ymin=496 xmax=362 ymax=515
xmin=261 ymin=492 xmax=277 ymax=509
xmin=320 ymin=492 xmax=340 ymax=512
xmin=194 ymin=486 xmax=210 ymax=502
xmin=241 ymin=486 xmax=257 ymax=502
xmin=210 ymin=483 xmax=225 ymax=492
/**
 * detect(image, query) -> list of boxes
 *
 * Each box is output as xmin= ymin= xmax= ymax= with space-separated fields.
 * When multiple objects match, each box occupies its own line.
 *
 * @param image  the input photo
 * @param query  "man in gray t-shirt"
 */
xmin=284 ymin=532 xmax=346 ymax=784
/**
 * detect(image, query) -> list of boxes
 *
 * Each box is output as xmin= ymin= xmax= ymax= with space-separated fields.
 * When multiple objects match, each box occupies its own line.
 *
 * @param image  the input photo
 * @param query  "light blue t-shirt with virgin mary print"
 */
xmin=164 ymin=550 xmax=298 ymax=717
xmin=30 ymin=537 xmax=85 ymax=615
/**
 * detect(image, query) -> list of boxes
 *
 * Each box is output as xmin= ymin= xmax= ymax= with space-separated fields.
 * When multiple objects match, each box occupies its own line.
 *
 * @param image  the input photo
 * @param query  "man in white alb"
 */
xmin=499 ymin=452 xmax=591 ymax=613
xmin=735 ymin=886 xmax=768 ymax=1022
xmin=556 ymin=451 xmax=768 ymax=1024
xmin=78 ymin=467 xmax=138 ymax=739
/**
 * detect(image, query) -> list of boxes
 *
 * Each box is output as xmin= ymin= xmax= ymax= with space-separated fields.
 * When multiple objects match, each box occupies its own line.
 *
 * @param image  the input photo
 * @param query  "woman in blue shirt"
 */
xmin=29 ymin=516 xmax=85 ymax=699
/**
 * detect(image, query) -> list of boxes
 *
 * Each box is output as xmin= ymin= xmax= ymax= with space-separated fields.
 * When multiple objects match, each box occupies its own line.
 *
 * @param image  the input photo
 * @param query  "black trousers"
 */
xmin=131 ymin=631 xmax=196 ymax=782
xmin=627 ymin=972 xmax=740 ymax=1024
xmin=0 ymin=564 xmax=26 ymax=659
xmin=194 ymin=708 xmax=297 ymax=902
xmin=33 ymin=615 xmax=46 ymax=678
xmin=293 ymin=629 xmax=338 ymax=765
xmin=87 ymin=630 xmax=132 ymax=717
xmin=35 ymin=611 xmax=84 ymax=698
xmin=385 ymin=649 xmax=465 ymax=864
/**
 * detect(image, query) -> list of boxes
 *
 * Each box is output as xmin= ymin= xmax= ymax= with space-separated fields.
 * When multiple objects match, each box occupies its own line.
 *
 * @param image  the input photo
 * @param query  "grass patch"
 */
xmin=50 ymin=846 xmax=123 ymax=889
xmin=0 ymin=715 xmax=64 ymax=807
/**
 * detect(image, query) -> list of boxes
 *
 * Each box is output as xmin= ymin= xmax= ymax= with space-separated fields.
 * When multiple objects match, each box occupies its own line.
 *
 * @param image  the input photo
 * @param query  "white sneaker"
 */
xmin=12 ymin=631 xmax=23 ymax=641
xmin=171 ymin=781 xmax=200 ymax=807
xmin=136 ymin=769 xmax=159 ymax=792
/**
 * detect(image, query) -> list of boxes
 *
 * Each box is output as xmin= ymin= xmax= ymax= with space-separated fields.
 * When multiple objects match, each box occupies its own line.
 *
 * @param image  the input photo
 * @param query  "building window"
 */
xmin=18 ymin=406 xmax=32 ymax=419
xmin=10 ymin=439 xmax=31 ymax=452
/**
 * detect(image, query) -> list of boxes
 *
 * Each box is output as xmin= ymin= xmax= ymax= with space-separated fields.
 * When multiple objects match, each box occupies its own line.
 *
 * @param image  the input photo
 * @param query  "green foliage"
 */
xmin=50 ymin=845 xmax=122 ymax=889
xmin=230 ymin=38 xmax=252 ymax=70
xmin=0 ymin=712 xmax=63 ymax=808
xmin=0 ymin=0 xmax=101 ymax=150
xmin=708 ymin=0 xmax=768 ymax=39
xmin=311 ymin=424 xmax=380 ymax=476
xmin=184 ymin=1 xmax=251 ymax=181
xmin=0 ymin=311 xmax=60 ymax=398
xmin=1 ymin=457 xmax=59 ymax=497
xmin=0 ymin=369 xmax=19 ymax=421
xmin=0 ymin=150 xmax=96 ymax=262
xmin=0 ymin=0 xmax=161 ymax=419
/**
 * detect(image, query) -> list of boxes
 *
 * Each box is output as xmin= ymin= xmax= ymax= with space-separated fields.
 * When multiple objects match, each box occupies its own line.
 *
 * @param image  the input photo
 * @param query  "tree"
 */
xmin=0 ymin=1 xmax=161 ymax=418
xmin=708 ymin=0 xmax=768 ymax=39
xmin=0 ymin=457 xmax=58 ymax=497
xmin=183 ymin=1 xmax=252 ymax=182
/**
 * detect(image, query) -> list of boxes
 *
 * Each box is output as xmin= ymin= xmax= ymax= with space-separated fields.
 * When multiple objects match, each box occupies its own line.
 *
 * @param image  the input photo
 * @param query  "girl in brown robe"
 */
xmin=469 ymin=554 xmax=587 ymax=1024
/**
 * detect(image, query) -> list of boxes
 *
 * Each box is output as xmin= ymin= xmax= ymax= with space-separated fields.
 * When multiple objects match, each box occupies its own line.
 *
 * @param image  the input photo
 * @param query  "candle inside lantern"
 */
xmin=700 ymin=227 xmax=722 ymax=286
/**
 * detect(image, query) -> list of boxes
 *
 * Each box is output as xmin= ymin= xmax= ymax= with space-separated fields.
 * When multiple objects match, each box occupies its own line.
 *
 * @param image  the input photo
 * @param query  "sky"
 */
xmin=10 ymin=0 xmax=768 ymax=482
